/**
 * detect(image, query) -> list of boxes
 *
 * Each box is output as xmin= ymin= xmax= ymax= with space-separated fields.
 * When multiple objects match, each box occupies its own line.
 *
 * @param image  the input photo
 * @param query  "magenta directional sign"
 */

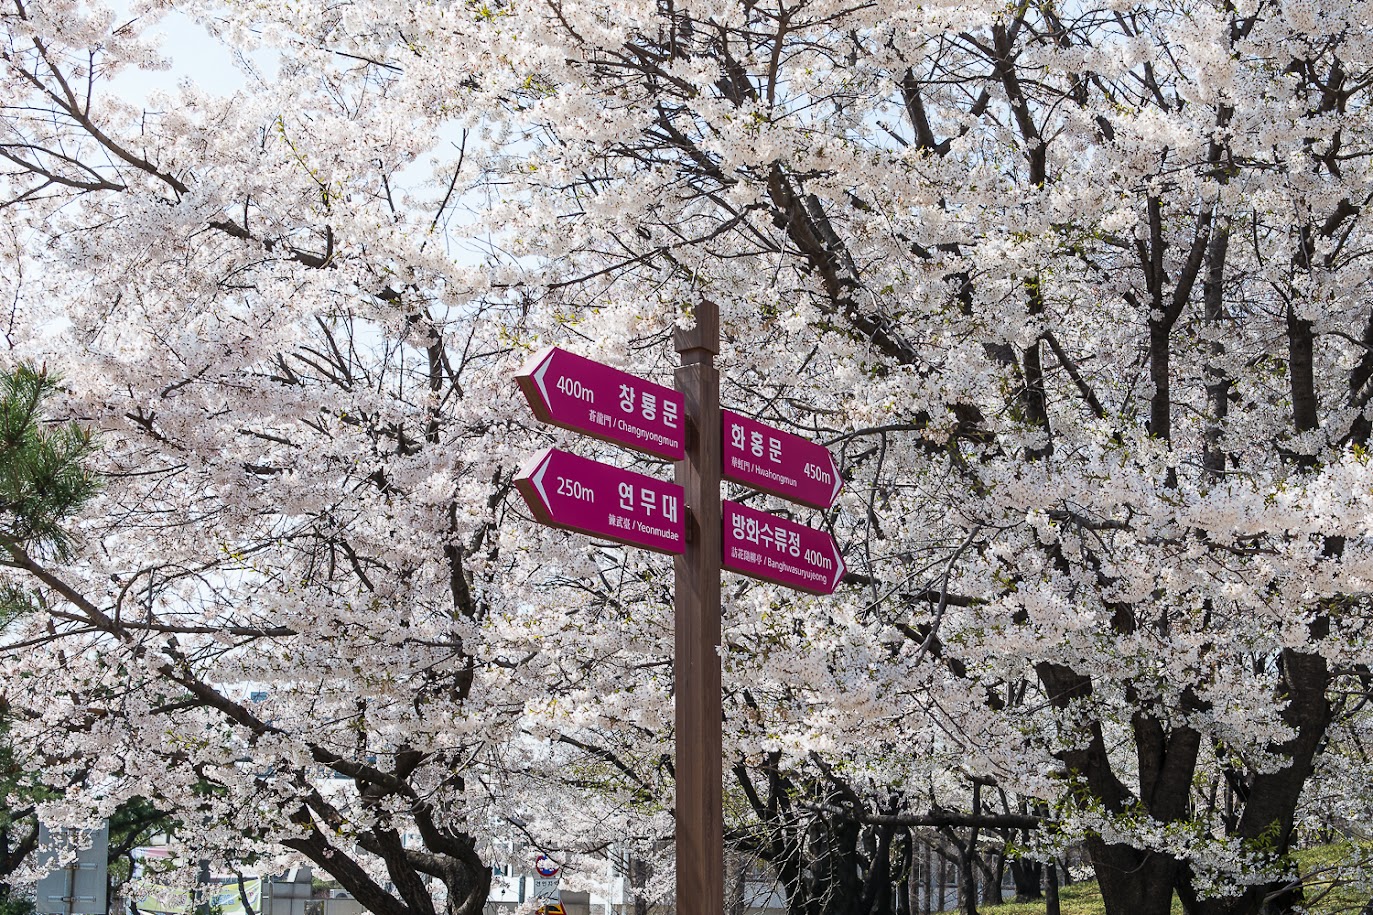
xmin=722 ymin=500 xmax=845 ymax=595
xmin=516 ymin=448 xmax=685 ymax=554
xmin=516 ymin=347 xmax=686 ymax=460
xmin=722 ymin=410 xmax=842 ymax=509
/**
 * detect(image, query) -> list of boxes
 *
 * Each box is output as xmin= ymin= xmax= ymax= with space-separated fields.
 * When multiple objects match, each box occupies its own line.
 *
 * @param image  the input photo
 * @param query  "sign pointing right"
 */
xmin=722 ymin=410 xmax=842 ymax=509
xmin=722 ymin=500 xmax=845 ymax=595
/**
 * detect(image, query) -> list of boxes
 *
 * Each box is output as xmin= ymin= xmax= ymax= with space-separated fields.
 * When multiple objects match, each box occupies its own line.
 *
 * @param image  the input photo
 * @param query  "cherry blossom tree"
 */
xmin=0 ymin=4 xmax=694 ymax=915
xmin=6 ymin=0 xmax=1373 ymax=913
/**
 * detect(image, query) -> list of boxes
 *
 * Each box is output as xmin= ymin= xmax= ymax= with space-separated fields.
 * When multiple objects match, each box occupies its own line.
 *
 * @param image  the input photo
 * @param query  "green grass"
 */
xmin=1289 ymin=842 xmax=1373 ymax=915
xmin=963 ymin=878 xmax=1117 ymax=915
xmin=952 ymin=844 xmax=1373 ymax=915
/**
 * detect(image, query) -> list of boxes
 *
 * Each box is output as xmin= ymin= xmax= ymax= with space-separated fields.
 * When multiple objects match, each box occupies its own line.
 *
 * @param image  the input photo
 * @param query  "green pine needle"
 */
xmin=0 ymin=365 xmax=99 ymax=559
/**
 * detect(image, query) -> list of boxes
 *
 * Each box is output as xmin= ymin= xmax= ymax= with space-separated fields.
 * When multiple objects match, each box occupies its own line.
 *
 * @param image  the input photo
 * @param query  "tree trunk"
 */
xmin=981 ymin=851 xmax=1004 ymax=906
xmin=921 ymin=841 xmax=932 ymax=915
xmin=1009 ymin=858 xmax=1041 ymax=902
xmin=938 ymin=853 xmax=948 ymax=912
xmin=896 ymin=830 xmax=912 ymax=915
xmin=1088 ymin=841 xmax=1178 ymax=915
xmin=958 ymin=846 xmax=978 ymax=915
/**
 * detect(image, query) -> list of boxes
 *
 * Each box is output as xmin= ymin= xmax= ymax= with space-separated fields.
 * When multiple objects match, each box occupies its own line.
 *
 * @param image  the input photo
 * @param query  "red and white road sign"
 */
xmin=722 ymin=500 xmax=845 ymax=595
xmin=516 ymin=448 xmax=685 ymax=555
xmin=516 ymin=347 xmax=686 ymax=460
xmin=722 ymin=410 xmax=842 ymax=509
xmin=532 ymin=853 xmax=560 ymax=903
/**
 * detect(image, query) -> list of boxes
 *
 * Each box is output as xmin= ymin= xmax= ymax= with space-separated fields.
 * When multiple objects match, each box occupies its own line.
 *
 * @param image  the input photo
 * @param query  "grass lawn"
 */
xmin=962 ymin=879 xmax=1121 ymax=915
xmin=949 ymin=844 xmax=1373 ymax=915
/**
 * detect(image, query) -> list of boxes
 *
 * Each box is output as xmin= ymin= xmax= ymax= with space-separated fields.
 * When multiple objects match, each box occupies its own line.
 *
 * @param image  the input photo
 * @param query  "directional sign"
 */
xmin=517 ymin=347 xmax=686 ymax=460
xmin=722 ymin=410 xmax=842 ymax=509
xmin=516 ymin=448 xmax=685 ymax=554
xmin=722 ymin=500 xmax=845 ymax=595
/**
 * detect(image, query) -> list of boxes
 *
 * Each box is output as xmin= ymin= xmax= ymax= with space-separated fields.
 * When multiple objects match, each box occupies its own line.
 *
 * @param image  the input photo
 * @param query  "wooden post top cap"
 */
xmin=675 ymin=299 xmax=720 ymax=358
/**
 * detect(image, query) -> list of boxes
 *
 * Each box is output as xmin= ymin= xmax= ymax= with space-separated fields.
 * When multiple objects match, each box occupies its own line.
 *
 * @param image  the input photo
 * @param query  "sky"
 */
xmin=106 ymin=3 xmax=263 ymax=102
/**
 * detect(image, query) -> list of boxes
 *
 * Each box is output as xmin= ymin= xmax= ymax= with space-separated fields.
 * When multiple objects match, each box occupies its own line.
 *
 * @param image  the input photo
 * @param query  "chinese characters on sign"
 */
xmin=515 ymin=448 xmax=685 ymax=555
xmin=515 ymin=346 xmax=845 ymax=593
xmin=721 ymin=409 xmax=843 ymax=509
xmin=516 ymin=347 xmax=685 ymax=460
xmin=722 ymin=500 xmax=845 ymax=595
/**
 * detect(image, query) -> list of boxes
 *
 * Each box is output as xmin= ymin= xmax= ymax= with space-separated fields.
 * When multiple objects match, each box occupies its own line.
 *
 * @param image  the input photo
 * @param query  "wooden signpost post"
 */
xmin=515 ymin=302 xmax=843 ymax=914
xmin=673 ymin=304 xmax=724 ymax=912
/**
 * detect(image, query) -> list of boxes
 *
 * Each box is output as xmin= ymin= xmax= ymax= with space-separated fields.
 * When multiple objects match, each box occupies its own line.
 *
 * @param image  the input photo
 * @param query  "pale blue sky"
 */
xmin=107 ymin=3 xmax=262 ymax=102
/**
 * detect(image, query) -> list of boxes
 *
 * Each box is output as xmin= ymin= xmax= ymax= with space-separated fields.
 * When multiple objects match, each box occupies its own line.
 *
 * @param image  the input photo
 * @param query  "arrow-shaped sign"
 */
xmin=516 ymin=347 xmax=685 ymax=460
xmin=722 ymin=500 xmax=845 ymax=595
xmin=721 ymin=410 xmax=842 ymax=509
xmin=516 ymin=448 xmax=685 ymax=554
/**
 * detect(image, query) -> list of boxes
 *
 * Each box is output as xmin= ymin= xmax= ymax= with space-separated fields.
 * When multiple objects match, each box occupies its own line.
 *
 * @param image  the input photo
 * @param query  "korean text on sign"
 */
xmin=515 ymin=448 xmax=685 ymax=555
xmin=721 ymin=409 xmax=843 ymax=509
xmin=516 ymin=347 xmax=686 ymax=460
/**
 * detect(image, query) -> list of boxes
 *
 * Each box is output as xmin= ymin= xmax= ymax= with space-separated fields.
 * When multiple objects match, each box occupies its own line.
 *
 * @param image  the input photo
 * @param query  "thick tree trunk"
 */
xmin=1009 ymin=858 xmax=1041 ymax=902
xmin=1089 ymin=842 xmax=1177 ymax=915
xmin=860 ymin=824 xmax=895 ymax=915
xmin=981 ymin=852 xmax=1003 ymax=906
xmin=957 ymin=847 xmax=977 ymax=915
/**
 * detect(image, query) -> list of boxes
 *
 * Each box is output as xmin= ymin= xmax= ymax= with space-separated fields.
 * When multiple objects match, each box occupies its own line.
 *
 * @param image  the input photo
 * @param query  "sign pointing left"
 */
xmin=515 ymin=448 xmax=686 ymax=554
xmin=516 ymin=347 xmax=686 ymax=460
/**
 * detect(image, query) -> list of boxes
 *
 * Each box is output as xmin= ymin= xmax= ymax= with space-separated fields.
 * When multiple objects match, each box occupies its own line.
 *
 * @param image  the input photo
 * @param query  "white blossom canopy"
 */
xmin=4 ymin=0 xmax=1373 ymax=912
